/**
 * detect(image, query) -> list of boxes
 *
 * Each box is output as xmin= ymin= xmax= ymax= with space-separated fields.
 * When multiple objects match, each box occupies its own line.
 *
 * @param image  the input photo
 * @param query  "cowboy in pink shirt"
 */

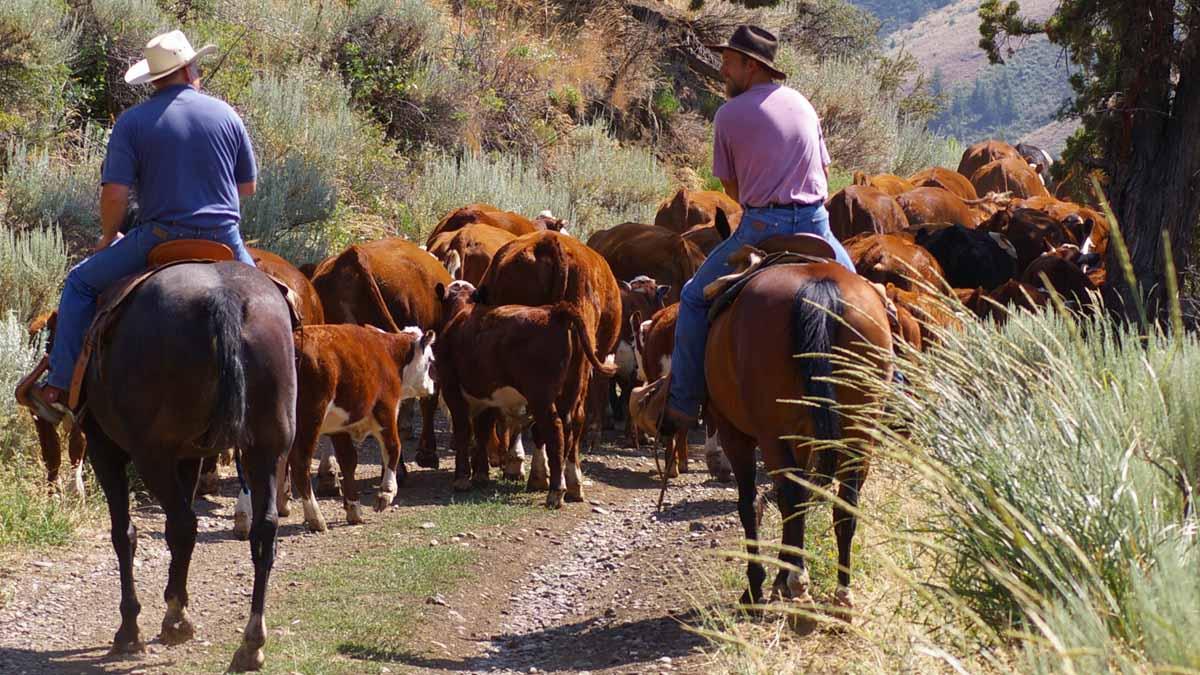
xmin=659 ymin=24 xmax=853 ymax=435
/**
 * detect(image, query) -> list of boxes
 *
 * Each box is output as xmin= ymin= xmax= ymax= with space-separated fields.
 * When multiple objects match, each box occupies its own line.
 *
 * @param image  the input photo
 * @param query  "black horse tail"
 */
xmin=791 ymin=277 xmax=844 ymax=484
xmin=200 ymin=287 xmax=247 ymax=451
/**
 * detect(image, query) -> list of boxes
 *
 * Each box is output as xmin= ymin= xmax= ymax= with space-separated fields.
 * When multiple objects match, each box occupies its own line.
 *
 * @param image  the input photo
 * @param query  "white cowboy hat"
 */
xmin=124 ymin=30 xmax=217 ymax=85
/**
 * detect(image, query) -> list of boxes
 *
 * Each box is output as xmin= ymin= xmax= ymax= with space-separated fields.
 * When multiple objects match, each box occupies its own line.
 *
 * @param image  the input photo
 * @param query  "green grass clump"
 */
xmin=206 ymin=484 xmax=536 ymax=674
xmin=844 ymin=300 xmax=1200 ymax=671
xmin=3 ymin=136 xmax=104 ymax=240
xmin=0 ymin=226 xmax=68 ymax=324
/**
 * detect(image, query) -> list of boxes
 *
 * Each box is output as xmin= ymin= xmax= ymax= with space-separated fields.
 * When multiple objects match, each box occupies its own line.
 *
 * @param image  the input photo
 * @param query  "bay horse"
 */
xmin=81 ymin=261 xmax=296 ymax=671
xmin=637 ymin=260 xmax=892 ymax=628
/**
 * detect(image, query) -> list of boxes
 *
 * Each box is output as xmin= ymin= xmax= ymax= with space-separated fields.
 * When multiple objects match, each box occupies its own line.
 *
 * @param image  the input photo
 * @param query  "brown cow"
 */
xmin=310 ymin=238 xmax=451 ymax=468
xmin=611 ymin=278 xmax=668 ymax=435
xmin=970 ymin=156 xmax=1051 ymax=200
xmin=436 ymin=280 xmax=617 ymax=507
xmin=426 ymin=204 xmax=563 ymax=247
xmin=957 ymin=139 xmax=1021 ymax=179
xmin=852 ymin=171 xmax=915 ymax=196
xmin=979 ymin=207 xmax=1078 ymax=274
xmin=1021 ymin=253 xmax=1097 ymax=309
xmin=825 ymin=185 xmax=910 ymax=240
xmin=908 ymin=166 xmax=979 ymax=200
xmin=629 ymin=304 xmax=732 ymax=480
xmin=427 ymin=223 xmax=517 ymax=286
xmin=586 ymin=222 xmax=704 ymax=305
xmin=475 ymin=231 xmax=621 ymax=494
xmin=282 ymin=325 xmax=436 ymax=531
xmin=896 ymin=187 xmax=991 ymax=228
xmin=846 ymin=233 xmax=945 ymax=291
xmin=654 ymin=188 xmax=743 ymax=234
xmin=1016 ymin=195 xmax=1110 ymax=258
xmin=885 ymin=284 xmax=960 ymax=348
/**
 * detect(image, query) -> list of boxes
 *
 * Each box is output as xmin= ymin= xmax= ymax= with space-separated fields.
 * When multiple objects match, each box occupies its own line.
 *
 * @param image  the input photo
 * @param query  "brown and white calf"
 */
xmin=435 ymin=281 xmax=617 ymax=508
xmin=281 ymin=324 xmax=436 ymax=531
xmin=631 ymin=304 xmax=732 ymax=481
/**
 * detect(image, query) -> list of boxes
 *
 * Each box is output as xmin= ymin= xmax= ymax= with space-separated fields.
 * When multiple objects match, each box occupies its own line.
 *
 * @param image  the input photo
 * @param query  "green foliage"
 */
xmin=891 ymin=117 xmax=961 ymax=175
xmin=0 ymin=227 xmax=69 ymax=324
xmin=234 ymin=62 xmax=388 ymax=262
xmin=3 ymin=132 xmax=104 ymax=238
xmin=72 ymin=0 xmax=173 ymax=124
xmin=0 ymin=0 xmax=77 ymax=147
xmin=402 ymin=123 xmax=671 ymax=241
xmin=846 ymin=302 xmax=1200 ymax=670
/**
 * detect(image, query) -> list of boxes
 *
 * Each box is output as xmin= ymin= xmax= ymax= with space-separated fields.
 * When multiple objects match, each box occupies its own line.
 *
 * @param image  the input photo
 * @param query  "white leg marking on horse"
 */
xmin=659 ymin=355 xmax=672 ymax=377
xmin=233 ymin=489 xmax=252 ymax=537
xmin=71 ymin=460 xmax=85 ymax=498
xmin=302 ymin=493 xmax=326 ymax=531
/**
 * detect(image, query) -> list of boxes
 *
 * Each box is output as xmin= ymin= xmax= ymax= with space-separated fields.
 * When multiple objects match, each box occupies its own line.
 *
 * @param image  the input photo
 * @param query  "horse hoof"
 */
xmin=736 ymin=589 xmax=763 ymax=616
xmin=679 ymin=459 xmax=690 ymax=474
xmin=315 ymin=474 xmax=341 ymax=498
xmin=277 ymin=501 xmax=291 ymax=518
xmin=502 ymin=460 xmax=526 ymax=481
xmin=545 ymin=490 xmax=565 ymax=509
xmin=232 ymin=514 xmax=251 ymax=541
xmin=374 ymin=494 xmax=394 ymax=512
xmin=664 ymin=464 xmax=679 ymax=479
xmin=829 ymin=587 xmax=854 ymax=624
xmin=305 ymin=517 xmax=328 ymax=533
xmin=715 ymin=470 xmax=733 ymax=483
xmin=526 ymin=475 xmax=550 ymax=492
xmin=227 ymin=644 xmax=265 ymax=672
xmin=564 ymin=487 xmax=584 ymax=503
xmin=415 ymin=452 xmax=439 ymax=470
xmin=785 ymin=588 xmax=819 ymax=636
xmin=452 ymin=478 xmax=472 ymax=492
xmin=345 ymin=503 xmax=364 ymax=525
xmin=159 ymin=617 xmax=195 ymax=646
xmin=110 ymin=636 xmax=145 ymax=655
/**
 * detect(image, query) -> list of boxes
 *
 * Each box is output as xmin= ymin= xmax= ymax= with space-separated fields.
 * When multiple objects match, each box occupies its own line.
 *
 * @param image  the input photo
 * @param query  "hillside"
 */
xmin=877 ymin=0 xmax=1079 ymax=153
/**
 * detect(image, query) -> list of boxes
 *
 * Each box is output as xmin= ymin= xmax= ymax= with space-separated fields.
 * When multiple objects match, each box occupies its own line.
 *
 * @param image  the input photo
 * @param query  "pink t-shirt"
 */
xmin=712 ymin=83 xmax=830 ymax=208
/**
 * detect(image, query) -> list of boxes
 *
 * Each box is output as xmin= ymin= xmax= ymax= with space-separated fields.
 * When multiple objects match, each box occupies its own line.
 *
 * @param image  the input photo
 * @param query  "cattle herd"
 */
xmin=22 ymin=137 xmax=1108 ymax=669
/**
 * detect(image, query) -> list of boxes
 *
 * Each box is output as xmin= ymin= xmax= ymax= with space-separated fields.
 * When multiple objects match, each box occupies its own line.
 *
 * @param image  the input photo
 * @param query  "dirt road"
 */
xmin=0 ymin=426 xmax=749 ymax=674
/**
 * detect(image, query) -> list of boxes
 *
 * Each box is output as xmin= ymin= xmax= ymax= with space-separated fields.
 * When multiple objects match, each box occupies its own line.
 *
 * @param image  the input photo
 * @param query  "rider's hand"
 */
xmin=94 ymin=232 xmax=123 ymax=253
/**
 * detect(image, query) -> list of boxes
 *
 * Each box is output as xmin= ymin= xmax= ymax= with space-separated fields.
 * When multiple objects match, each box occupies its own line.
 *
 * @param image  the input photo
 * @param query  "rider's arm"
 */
xmin=238 ymin=181 xmax=256 ymax=198
xmin=99 ymin=183 xmax=130 ymax=243
xmin=720 ymin=178 xmax=739 ymax=204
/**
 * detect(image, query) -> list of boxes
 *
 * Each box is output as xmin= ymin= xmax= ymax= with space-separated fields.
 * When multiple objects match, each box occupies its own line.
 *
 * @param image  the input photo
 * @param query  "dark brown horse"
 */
xmin=638 ymin=261 xmax=892 ymax=627
xmin=81 ymin=262 xmax=296 ymax=671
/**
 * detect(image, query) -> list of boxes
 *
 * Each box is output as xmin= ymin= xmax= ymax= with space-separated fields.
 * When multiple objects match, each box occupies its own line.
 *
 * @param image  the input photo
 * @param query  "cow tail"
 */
xmin=791 ymin=278 xmax=844 ymax=485
xmin=348 ymin=246 xmax=402 ymax=333
xmin=201 ymin=287 xmax=247 ymax=452
xmin=557 ymin=303 xmax=617 ymax=377
xmin=550 ymin=237 xmax=570 ymax=302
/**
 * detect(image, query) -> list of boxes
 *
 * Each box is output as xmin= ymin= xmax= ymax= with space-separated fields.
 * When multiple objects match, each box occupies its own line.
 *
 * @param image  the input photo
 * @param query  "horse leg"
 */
xmin=831 ymin=459 xmax=868 ymax=623
xmin=703 ymin=419 xmax=733 ymax=482
xmin=228 ymin=448 xmax=279 ymax=673
xmin=415 ymin=392 xmax=439 ymax=469
xmin=33 ymin=417 xmax=62 ymax=492
xmin=138 ymin=456 xmax=200 ymax=646
xmin=536 ymin=405 xmax=566 ymax=509
xmin=274 ymin=452 xmax=291 ymax=519
xmin=715 ymin=417 xmax=765 ymax=608
xmin=330 ymin=433 xmax=362 ymax=524
xmin=67 ymin=422 xmax=86 ymax=498
xmin=232 ymin=453 xmax=252 ymax=541
xmin=87 ymin=428 xmax=144 ymax=653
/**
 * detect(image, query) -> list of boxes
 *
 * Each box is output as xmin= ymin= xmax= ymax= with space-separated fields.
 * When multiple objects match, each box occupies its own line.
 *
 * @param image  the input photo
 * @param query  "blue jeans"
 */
xmin=666 ymin=205 xmax=854 ymax=418
xmin=46 ymin=223 xmax=255 ymax=390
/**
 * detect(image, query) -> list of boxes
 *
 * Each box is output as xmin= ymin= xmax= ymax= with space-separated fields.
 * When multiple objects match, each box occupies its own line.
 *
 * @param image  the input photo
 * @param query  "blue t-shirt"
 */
xmin=101 ymin=84 xmax=256 ymax=229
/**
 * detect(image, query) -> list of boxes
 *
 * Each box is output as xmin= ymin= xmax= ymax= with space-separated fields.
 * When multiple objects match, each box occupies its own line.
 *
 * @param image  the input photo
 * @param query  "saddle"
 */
xmin=704 ymin=234 xmax=837 ymax=323
xmin=63 ymin=240 xmax=301 ymax=411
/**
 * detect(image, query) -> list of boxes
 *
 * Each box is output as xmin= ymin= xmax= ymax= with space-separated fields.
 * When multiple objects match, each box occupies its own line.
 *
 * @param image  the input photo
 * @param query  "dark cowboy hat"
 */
xmin=705 ymin=25 xmax=786 ymax=80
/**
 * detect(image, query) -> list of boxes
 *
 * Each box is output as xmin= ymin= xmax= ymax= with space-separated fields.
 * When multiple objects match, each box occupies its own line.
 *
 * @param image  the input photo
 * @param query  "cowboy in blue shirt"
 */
xmin=22 ymin=30 xmax=258 ymax=423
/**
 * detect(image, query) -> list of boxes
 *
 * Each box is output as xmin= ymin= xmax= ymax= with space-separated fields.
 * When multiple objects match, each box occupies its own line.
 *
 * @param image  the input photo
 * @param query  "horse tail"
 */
xmin=201 ymin=287 xmax=247 ymax=451
xmin=791 ymin=277 xmax=844 ymax=483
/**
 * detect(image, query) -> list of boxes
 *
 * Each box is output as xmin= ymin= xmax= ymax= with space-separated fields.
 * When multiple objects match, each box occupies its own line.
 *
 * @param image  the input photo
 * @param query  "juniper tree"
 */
xmin=980 ymin=0 xmax=1200 ymax=319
